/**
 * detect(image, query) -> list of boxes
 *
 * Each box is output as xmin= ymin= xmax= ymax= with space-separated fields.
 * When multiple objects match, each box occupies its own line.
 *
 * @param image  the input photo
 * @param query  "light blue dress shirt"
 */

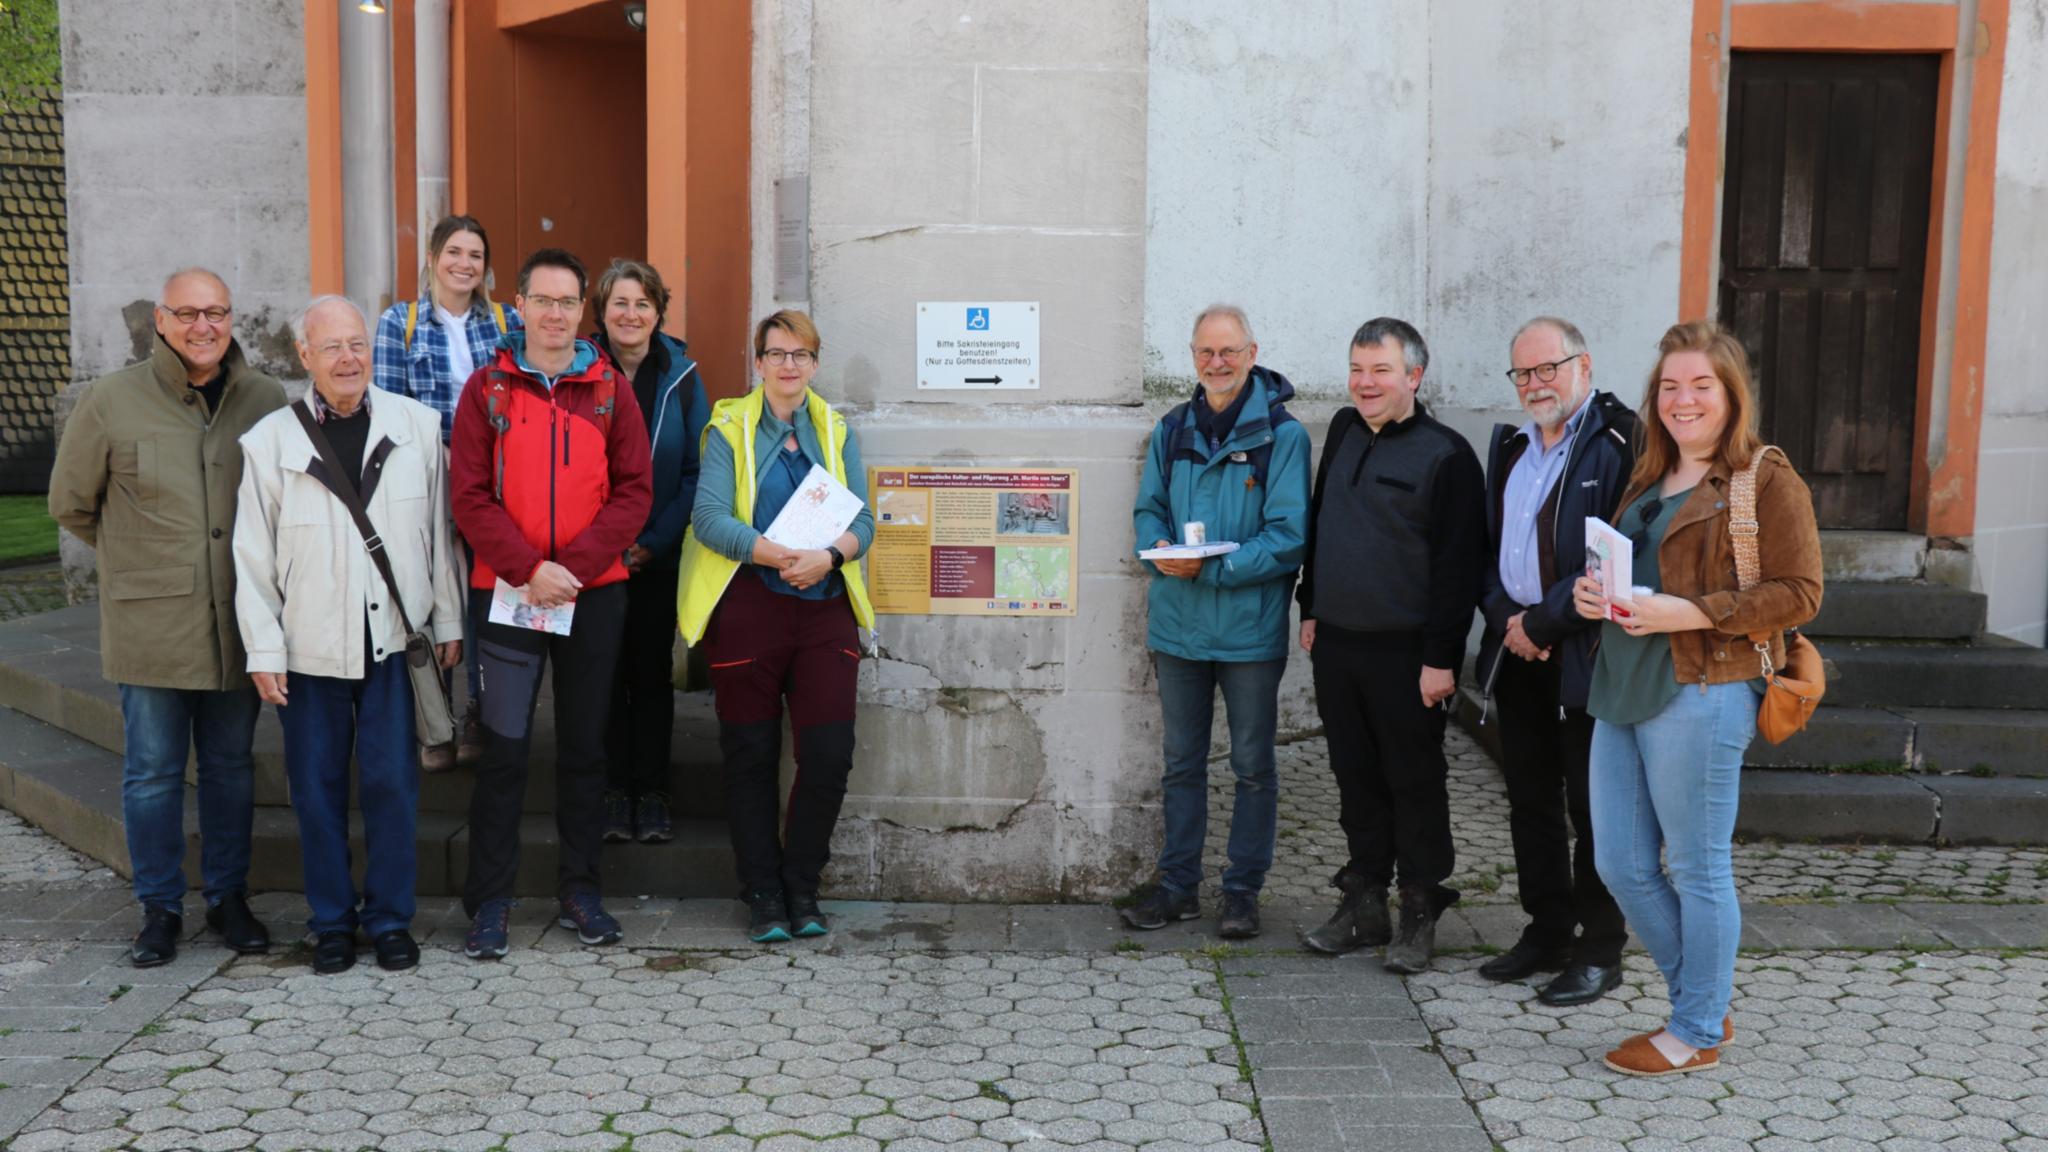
xmin=1497 ymin=399 xmax=1592 ymax=608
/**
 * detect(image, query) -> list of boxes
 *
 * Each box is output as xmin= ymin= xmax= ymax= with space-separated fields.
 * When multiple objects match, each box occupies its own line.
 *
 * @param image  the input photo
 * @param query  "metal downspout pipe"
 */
xmin=415 ymin=0 xmax=452 ymax=285
xmin=339 ymin=4 xmax=397 ymax=315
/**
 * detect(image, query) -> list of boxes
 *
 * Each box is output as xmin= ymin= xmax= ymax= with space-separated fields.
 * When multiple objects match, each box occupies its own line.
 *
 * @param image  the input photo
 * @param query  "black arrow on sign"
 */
xmin=964 ymin=375 xmax=1003 ymax=385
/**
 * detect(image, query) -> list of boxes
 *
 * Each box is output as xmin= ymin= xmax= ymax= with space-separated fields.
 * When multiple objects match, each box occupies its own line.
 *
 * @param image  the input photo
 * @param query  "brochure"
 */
xmin=488 ymin=577 xmax=575 ymax=636
xmin=1583 ymin=517 xmax=1634 ymax=621
xmin=764 ymin=464 xmax=863 ymax=551
xmin=1138 ymin=542 xmax=1242 ymax=560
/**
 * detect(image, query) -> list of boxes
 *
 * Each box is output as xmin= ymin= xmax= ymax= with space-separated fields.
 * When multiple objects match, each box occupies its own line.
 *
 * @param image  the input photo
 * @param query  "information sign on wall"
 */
xmin=915 ymin=302 xmax=1040 ymax=389
xmin=866 ymin=467 xmax=1078 ymax=616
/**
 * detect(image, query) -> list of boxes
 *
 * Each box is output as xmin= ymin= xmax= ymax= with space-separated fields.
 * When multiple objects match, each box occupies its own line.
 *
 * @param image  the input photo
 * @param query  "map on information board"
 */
xmin=866 ymin=467 xmax=1080 ymax=616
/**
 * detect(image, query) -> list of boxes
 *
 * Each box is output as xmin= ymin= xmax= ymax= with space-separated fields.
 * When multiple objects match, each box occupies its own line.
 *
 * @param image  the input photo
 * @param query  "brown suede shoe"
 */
xmin=1603 ymin=1033 xmax=1721 ymax=1077
xmin=456 ymin=701 xmax=485 ymax=767
xmin=1620 ymin=1015 xmax=1734 ymax=1049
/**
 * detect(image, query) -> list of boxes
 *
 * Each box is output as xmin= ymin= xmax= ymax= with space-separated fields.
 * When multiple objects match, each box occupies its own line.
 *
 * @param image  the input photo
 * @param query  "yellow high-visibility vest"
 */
xmin=675 ymin=386 xmax=874 ymax=646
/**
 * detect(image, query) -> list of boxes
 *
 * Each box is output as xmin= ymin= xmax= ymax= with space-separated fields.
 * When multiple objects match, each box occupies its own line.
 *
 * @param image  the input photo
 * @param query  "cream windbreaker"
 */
xmin=232 ymin=387 xmax=466 ymax=680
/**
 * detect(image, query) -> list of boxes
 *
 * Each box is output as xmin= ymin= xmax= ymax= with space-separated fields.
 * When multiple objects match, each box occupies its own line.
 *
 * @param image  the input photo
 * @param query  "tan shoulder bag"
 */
xmin=1729 ymin=446 xmax=1825 ymax=744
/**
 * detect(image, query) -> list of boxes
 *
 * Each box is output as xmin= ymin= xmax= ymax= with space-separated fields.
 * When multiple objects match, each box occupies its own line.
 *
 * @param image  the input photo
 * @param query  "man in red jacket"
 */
xmin=449 ymin=248 xmax=652 ymax=960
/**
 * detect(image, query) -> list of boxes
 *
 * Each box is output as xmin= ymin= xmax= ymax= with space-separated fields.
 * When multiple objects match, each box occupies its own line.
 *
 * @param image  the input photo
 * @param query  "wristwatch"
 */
xmin=825 ymin=545 xmax=846 ymax=570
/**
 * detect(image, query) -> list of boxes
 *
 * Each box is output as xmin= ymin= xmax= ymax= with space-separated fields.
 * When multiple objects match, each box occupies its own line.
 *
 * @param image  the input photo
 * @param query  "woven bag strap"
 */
xmin=1728 ymin=446 xmax=1788 ymax=673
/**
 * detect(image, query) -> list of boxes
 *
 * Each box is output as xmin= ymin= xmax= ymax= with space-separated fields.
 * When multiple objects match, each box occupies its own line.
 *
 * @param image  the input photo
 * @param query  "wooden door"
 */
xmin=1718 ymin=53 xmax=1939 ymax=530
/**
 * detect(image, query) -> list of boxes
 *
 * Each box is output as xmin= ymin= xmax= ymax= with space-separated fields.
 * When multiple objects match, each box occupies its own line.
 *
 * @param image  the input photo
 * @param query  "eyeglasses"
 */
xmin=1505 ymin=355 xmax=1580 ymax=388
xmin=1191 ymin=344 xmax=1251 ymax=364
xmin=760 ymin=349 xmax=816 ymax=366
xmin=161 ymin=305 xmax=231 ymax=325
xmin=312 ymin=338 xmax=369 ymax=360
xmin=1628 ymin=496 xmax=1665 ymax=555
xmin=524 ymin=295 xmax=582 ymax=314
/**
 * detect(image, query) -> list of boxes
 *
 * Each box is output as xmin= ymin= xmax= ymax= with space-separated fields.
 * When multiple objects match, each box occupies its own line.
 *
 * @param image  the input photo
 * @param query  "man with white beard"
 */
xmin=1472 ymin=317 xmax=1639 ymax=1006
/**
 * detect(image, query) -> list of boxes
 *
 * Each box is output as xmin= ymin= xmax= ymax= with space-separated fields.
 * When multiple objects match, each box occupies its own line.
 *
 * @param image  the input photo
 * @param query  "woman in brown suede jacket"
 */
xmin=1572 ymin=321 xmax=1823 ymax=1078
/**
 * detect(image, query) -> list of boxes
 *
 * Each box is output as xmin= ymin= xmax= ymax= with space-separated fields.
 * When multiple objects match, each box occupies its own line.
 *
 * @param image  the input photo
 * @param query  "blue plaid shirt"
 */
xmin=372 ymin=298 xmax=521 ymax=443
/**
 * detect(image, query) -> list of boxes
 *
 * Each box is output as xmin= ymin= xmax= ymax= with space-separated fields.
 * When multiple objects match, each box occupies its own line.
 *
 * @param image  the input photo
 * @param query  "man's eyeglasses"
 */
xmin=161 ymin=305 xmax=231 ymax=325
xmin=1628 ymin=497 xmax=1665 ymax=555
xmin=761 ymin=349 xmax=816 ymax=367
xmin=1505 ymin=355 xmax=1580 ymax=388
xmin=524 ymin=295 xmax=582 ymax=314
xmin=1191 ymin=344 xmax=1251 ymax=365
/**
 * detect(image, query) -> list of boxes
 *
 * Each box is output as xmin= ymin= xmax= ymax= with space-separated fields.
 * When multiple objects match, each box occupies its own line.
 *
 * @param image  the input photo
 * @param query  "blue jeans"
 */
xmin=1591 ymin=681 xmax=1756 ymax=1051
xmin=276 ymin=651 xmax=420 ymax=936
xmin=118 ymin=683 xmax=261 ymax=910
xmin=1153 ymin=652 xmax=1286 ymax=896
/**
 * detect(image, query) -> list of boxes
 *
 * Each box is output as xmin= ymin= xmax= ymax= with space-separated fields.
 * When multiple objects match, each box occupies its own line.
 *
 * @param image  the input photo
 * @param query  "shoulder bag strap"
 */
xmin=291 ymin=404 xmax=419 ymax=639
xmin=1727 ymin=445 xmax=1786 ymax=674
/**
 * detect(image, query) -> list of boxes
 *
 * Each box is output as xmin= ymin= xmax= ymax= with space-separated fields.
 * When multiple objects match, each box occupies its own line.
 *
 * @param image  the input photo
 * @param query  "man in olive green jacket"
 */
xmin=48 ymin=268 xmax=287 ymax=968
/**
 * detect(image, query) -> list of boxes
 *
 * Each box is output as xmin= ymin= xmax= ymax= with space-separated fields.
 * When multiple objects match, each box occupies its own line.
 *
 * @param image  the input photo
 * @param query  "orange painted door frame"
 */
xmin=1678 ymin=0 xmax=2009 ymax=540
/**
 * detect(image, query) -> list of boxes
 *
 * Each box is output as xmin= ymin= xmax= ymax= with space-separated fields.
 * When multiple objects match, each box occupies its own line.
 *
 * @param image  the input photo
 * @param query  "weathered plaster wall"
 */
xmin=1423 ymin=0 xmax=1691 ymax=414
xmin=56 ymin=0 xmax=309 ymax=596
xmin=795 ymin=0 xmax=1158 ymax=901
xmin=1978 ymin=0 xmax=2048 ymax=644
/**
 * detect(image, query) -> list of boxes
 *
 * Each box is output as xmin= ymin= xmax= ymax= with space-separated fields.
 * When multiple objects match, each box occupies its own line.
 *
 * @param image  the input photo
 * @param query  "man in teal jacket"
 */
xmin=1122 ymin=304 xmax=1311 ymax=940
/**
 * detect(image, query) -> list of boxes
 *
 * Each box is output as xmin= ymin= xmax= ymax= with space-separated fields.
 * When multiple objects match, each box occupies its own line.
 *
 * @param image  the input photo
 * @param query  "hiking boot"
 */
xmin=1217 ymin=891 xmax=1261 ymax=940
xmin=1301 ymin=869 xmax=1388 ymax=955
xmin=635 ymin=793 xmax=674 ymax=844
xmin=456 ymin=701 xmax=485 ymax=767
xmin=788 ymin=892 xmax=829 ymax=938
xmin=130 ymin=904 xmax=181 ymax=968
xmin=1382 ymin=887 xmax=1438 ymax=975
xmin=419 ymin=740 xmax=457 ymax=773
xmin=603 ymin=790 xmax=634 ymax=843
xmin=557 ymin=892 xmax=623 ymax=945
xmin=1118 ymin=885 xmax=1200 ymax=931
xmin=465 ymin=898 xmax=513 ymax=960
xmin=745 ymin=887 xmax=792 ymax=944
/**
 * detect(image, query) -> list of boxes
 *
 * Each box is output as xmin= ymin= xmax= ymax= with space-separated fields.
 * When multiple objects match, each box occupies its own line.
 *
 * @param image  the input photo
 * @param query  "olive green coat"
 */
xmin=48 ymin=338 xmax=287 ymax=691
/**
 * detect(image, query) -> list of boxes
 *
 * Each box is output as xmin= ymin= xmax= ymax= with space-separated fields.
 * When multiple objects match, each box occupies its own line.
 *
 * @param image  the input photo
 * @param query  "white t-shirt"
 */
xmin=436 ymin=301 xmax=475 ymax=386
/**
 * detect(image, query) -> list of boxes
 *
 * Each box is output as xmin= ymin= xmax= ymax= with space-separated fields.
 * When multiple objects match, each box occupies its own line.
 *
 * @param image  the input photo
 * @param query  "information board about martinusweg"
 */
xmin=866 ymin=467 xmax=1079 ymax=616
xmin=915 ymin=301 xmax=1040 ymax=390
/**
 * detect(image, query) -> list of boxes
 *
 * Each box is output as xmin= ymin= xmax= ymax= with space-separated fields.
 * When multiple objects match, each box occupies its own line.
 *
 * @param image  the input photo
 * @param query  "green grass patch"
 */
xmin=0 ymin=495 xmax=58 ymax=564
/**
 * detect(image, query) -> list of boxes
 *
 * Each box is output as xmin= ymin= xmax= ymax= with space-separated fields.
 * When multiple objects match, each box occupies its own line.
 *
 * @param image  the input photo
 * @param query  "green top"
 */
xmin=1587 ymin=485 xmax=1694 ymax=726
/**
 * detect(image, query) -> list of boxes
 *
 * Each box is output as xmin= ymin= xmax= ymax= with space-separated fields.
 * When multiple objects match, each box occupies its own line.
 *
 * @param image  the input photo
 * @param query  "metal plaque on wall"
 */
xmin=774 ymin=176 xmax=809 ymax=302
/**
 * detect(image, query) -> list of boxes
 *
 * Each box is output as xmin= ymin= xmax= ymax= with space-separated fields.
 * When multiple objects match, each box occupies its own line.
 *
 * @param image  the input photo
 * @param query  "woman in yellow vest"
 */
xmin=677 ymin=310 xmax=874 ymax=943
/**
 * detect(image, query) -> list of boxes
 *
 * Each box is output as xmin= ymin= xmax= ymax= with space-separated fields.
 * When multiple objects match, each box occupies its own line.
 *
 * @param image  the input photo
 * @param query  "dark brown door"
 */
xmin=1718 ymin=52 xmax=1939 ymax=530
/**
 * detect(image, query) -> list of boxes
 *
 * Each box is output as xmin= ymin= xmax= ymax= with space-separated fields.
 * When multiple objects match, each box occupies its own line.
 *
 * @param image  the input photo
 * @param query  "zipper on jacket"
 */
xmin=1347 ymin=424 xmax=1379 ymax=486
xmin=548 ymin=399 xmax=560 ymax=559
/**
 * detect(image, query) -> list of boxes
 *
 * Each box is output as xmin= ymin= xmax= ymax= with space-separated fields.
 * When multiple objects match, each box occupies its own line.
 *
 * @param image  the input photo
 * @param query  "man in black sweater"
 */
xmin=1297 ymin=317 xmax=1486 ymax=974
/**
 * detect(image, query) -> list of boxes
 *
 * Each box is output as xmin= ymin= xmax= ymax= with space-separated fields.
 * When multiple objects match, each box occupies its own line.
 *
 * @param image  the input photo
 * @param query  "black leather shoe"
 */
xmin=372 ymin=930 xmax=420 ymax=971
xmin=130 ymin=905 xmax=181 ymax=968
xmin=1539 ymin=962 xmax=1624 ymax=1006
xmin=312 ymin=931 xmax=357 ymax=975
xmin=1477 ymin=940 xmax=1572 ymax=983
xmin=205 ymin=892 xmax=271 ymax=954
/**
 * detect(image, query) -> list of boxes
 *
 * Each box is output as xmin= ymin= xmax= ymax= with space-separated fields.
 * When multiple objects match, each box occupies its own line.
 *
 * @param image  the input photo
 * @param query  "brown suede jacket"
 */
xmin=1621 ymin=450 xmax=1824 ymax=686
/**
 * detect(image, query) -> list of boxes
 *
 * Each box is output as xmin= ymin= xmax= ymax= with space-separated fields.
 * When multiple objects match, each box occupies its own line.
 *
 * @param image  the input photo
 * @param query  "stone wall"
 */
xmin=56 ymin=0 xmax=309 ymax=598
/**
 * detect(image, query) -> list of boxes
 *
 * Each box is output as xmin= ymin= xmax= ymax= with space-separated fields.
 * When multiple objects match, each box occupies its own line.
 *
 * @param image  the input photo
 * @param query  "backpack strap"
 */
xmin=592 ymin=369 xmax=617 ymax=441
xmin=490 ymin=301 xmax=507 ymax=332
xmin=404 ymin=301 xmax=419 ymax=352
xmin=485 ymin=370 xmax=512 ymax=503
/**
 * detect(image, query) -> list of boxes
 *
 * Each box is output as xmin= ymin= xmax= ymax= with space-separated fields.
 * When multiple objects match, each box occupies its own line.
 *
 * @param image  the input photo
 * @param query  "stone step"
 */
xmin=0 ymin=705 xmax=740 ymax=898
xmin=0 ymin=603 xmax=731 ymax=817
xmin=1821 ymin=530 xmax=1925 ymax=582
xmin=1747 ymin=704 xmax=2048 ymax=775
xmin=1816 ymin=637 xmax=2048 ymax=710
xmin=1807 ymin=580 xmax=1986 ymax=641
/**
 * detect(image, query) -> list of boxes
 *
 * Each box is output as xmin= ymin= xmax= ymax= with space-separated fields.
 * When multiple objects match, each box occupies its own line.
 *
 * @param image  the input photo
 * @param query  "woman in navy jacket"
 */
xmin=592 ymin=259 xmax=711 ymax=844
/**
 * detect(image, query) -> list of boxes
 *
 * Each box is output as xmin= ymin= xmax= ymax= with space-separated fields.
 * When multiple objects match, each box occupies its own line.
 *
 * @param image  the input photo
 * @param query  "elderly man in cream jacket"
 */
xmin=233 ymin=295 xmax=465 ymax=976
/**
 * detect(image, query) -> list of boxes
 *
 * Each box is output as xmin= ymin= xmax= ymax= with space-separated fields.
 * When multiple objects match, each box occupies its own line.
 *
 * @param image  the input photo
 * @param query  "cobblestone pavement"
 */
xmin=1201 ymin=729 xmax=2048 ymax=912
xmin=1414 ymin=950 xmax=2048 ymax=1152
xmin=0 ymin=561 xmax=70 ymax=625
xmin=11 ymin=945 xmax=1265 ymax=1152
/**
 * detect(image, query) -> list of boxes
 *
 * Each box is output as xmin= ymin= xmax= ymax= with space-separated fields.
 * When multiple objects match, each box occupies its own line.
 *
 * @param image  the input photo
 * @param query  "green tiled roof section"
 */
xmin=0 ymin=91 xmax=67 ymax=492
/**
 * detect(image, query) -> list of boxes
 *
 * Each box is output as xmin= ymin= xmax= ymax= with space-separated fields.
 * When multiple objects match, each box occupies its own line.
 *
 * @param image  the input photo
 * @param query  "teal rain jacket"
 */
xmin=1132 ymin=367 xmax=1312 ymax=662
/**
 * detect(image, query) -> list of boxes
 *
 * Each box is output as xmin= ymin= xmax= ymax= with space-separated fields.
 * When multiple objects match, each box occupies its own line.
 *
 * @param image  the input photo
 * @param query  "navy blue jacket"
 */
xmin=1476 ymin=391 xmax=1637 ymax=710
xmin=600 ymin=331 xmax=711 ymax=570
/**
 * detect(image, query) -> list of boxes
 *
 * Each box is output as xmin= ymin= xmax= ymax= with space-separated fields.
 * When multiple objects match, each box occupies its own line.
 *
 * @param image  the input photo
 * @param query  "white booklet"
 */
xmin=1138 ymin=542 xmax=1241 ymax=560
xmin=763 ymin=464 xmax=863 ymax=550
xmin=1583 ymin=516 xmax=1634 ymax=621
xmin=489 ymin=577 xmax=576 ymax=636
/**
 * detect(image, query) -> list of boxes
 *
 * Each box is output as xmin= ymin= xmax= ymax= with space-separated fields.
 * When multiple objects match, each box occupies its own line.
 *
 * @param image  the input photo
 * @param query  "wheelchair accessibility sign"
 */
xmin=917 ymin=301 xmax=1040 ymax=390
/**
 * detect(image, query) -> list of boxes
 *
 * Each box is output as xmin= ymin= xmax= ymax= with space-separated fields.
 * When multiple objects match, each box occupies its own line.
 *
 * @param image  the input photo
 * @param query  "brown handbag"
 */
xmin=1729 ymin=446 xmax=1825 ymax=744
